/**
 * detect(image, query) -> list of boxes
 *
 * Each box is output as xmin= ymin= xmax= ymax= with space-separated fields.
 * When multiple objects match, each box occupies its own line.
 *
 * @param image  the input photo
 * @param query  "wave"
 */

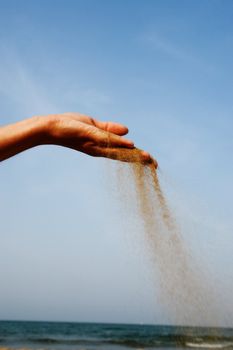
xmin=1 ymin=322 xmax=233 ymax=349
xmin=186 ymin=342 xmax=233 ymax=349
xmin=15 ymin=335 xmax=233 ymax=349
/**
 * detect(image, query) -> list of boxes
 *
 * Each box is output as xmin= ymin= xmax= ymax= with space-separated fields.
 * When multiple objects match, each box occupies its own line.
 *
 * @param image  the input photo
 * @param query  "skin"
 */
xmin=0 ymin=112 xmax=157 ymax=167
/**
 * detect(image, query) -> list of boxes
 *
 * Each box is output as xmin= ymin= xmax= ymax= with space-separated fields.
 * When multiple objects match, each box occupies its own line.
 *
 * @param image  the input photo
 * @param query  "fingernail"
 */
xmin=142 ymin=151 xmax=151 ymax=159
xmin=141 ymin=151 xmax=157 ymax=166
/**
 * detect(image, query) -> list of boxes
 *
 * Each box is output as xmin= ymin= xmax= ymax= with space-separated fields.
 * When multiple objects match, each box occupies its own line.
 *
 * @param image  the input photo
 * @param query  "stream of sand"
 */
xmin=110 ymin=148 xmax=220 ymax=327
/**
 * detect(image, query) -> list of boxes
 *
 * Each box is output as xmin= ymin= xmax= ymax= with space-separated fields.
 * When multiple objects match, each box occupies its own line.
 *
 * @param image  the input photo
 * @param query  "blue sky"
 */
xmin=0 ymin=0 xmax=233 ymax=326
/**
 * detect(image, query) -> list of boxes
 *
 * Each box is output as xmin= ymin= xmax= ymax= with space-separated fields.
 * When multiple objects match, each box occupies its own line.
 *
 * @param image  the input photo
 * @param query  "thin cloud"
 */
xmin=63 ymin=85 xmax=112 ymax=112
xmin=0 ymin=48 xmax=57 ymax=118
xmin=0 ymin=45 xmax=113 ymax=121
xmin=140 ymin=32 xmax=214 ymax=73
xmin=146 ymin=34 xmax=193 ymax=61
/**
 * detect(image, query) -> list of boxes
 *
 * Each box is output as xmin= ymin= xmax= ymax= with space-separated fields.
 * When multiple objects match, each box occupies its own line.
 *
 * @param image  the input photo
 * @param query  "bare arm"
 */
xmin=0 ymin=116 xmax=48 ymax=161
xmin=0 ymin=113 xmax=156 ymax=165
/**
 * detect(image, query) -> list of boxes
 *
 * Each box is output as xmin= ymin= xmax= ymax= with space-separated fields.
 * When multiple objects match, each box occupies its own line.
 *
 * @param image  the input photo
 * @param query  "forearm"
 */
xmin=0 ymin=116 xmax=49 ymax=161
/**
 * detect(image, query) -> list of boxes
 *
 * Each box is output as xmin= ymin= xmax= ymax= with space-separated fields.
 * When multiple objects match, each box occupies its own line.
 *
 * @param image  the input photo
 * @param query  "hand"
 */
xmin=45 ymin=113 xmax=156 ymax=165
xmin=0 ymin=112 xmax=157 ymax=166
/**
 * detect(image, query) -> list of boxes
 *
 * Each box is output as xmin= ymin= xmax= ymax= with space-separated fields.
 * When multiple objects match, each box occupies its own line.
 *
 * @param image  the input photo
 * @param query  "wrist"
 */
xmin=31 ymin=115 xmax=57 ymax=145
xmin=0 ymin=115 xmax=56 ymax=161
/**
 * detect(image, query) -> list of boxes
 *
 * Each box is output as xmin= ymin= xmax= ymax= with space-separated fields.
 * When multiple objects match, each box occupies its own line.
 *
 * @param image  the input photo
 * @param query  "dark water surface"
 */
xmin=0 ymin=321 xmax=232 ymax=350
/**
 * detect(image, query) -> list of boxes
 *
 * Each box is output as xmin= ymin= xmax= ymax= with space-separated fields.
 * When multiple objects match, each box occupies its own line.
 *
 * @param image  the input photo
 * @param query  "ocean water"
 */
xmin=0 ymin=321 xmax=233 ymax=350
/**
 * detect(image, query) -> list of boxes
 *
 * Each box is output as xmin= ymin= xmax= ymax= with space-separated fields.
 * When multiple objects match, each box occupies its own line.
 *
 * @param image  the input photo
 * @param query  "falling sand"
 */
xmin=109 ymin=148 xmax=221 ymax=327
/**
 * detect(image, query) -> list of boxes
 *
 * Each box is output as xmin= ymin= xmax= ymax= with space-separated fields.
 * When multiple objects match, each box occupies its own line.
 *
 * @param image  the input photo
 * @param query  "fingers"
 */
xmin=91 ymin=146 xmax=158 ymax=167
xmin=85 ymin=127 xmax=157 ymax=166
xmin=57 ymin=113 xmax=157 ymax=166
xmin=62 ymin=113 xmax=129 ymax=136
xmin=94 ymin=128 xmax=134 ymax=148
xmin=94 ymin=120 xmax=129 ymax=136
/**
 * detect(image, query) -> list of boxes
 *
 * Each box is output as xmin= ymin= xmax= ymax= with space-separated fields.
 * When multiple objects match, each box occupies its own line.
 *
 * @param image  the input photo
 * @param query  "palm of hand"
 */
xmin=48 ymin=112 xmax=153 ymax=164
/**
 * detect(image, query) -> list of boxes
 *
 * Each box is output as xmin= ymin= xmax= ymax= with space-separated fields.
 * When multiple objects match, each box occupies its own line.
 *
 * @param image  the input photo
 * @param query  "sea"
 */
xmin=0 ymin=321 xmax=233 ymax=350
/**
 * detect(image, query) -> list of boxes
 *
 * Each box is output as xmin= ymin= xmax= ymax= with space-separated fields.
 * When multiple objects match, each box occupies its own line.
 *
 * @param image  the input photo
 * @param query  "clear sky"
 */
xmin=0 ymin=0 xmax=233 ymax=326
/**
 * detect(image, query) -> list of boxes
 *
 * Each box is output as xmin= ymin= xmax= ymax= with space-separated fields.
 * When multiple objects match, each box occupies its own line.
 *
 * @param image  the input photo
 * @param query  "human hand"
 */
xmin=0 ymin=112 xmax=157 ymax=166
xmin=45 ymin=113 xmax=156 ymax=165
